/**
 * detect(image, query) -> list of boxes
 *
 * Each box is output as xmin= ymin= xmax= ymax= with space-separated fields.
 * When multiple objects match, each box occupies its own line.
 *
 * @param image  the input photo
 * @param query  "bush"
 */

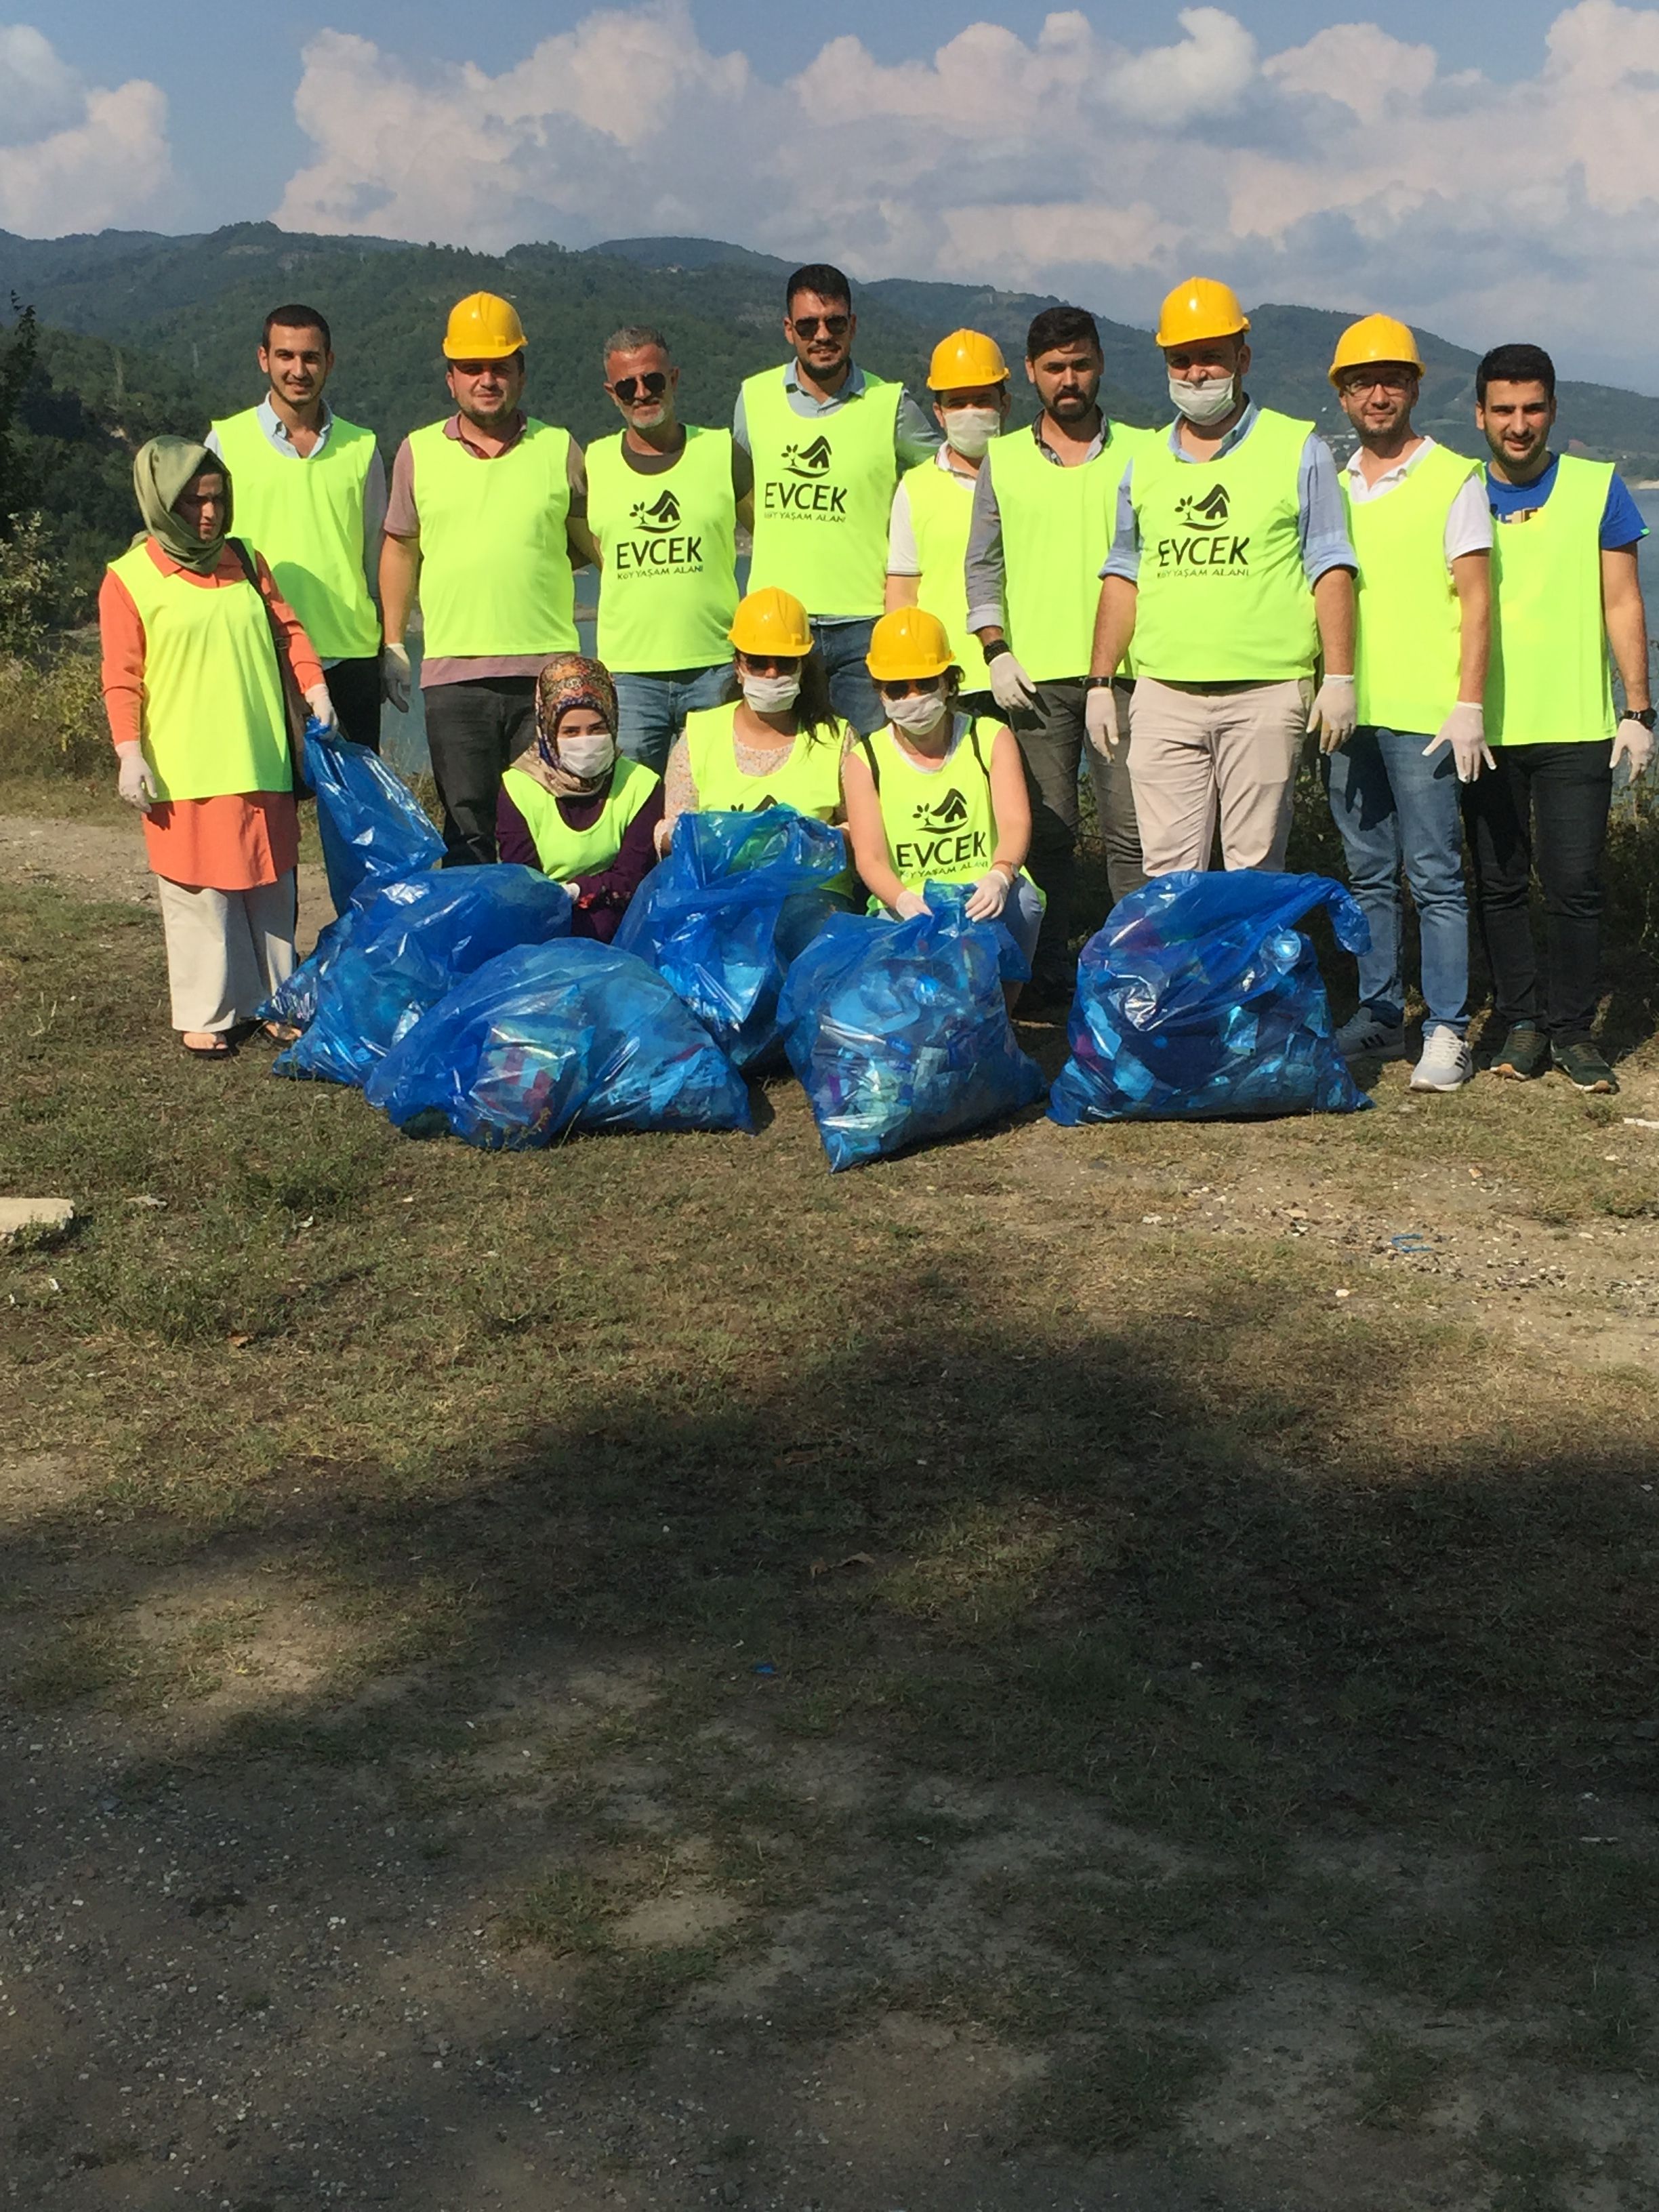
xmin=0 ymin=640 xmax=106 ymax=780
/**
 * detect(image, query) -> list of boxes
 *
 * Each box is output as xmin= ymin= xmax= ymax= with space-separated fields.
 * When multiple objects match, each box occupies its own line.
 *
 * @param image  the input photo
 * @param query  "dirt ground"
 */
xmin=5 ymin=813 xmax=1659 ymax=2212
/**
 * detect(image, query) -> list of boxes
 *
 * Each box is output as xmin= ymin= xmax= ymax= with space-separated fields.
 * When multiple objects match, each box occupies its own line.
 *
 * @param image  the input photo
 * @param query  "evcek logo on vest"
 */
xmin=766 ymin=434 xmax=848 ymax=520
xmin=615 ymin=485 xmax=703 ymax=574
xmin=1156 ymin=481 xmax=1250 ymax=575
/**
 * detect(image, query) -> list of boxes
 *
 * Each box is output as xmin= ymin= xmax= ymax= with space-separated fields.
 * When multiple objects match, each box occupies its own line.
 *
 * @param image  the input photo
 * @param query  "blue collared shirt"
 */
xmin=1101 ymin=401 xmax=1355 ymax=587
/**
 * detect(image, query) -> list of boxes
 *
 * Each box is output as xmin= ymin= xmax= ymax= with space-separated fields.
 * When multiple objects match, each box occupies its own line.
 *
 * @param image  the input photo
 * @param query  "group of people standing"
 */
xmin=100 ymin=262 xmax=1652 ymax=1094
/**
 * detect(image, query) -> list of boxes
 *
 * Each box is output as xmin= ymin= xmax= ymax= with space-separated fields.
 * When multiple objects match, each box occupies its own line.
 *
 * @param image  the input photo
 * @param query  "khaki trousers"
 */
xmin=156 ymin=872 xmax=298 ymax=1033
xmin=1128 ymin=677 xmax=1313 ymax=874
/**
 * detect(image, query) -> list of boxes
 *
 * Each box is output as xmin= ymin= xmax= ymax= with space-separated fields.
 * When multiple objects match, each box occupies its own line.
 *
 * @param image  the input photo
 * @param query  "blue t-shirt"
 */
xmin=1485 ymin=454 xmax=1647 ymax=548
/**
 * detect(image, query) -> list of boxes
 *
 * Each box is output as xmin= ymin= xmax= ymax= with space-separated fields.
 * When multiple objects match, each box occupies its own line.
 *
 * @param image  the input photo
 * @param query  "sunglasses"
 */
xmin=610 ymin=371 xmax=669 ymax=403
xmin=791 ymin=314 xmax=851 ymax=340
xmin=877 ymin=676 xmax=941 ymax=697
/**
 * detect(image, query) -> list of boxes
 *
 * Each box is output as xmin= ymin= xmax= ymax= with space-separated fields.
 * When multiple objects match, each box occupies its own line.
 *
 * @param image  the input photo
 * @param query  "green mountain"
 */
xmin=7 ymin=220 xmax=1659 ymax=625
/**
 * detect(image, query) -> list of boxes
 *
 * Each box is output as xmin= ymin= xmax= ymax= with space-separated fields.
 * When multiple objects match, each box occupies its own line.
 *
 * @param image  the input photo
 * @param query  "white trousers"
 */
xmin=156 ymin=872 xmax=298 ymax=1033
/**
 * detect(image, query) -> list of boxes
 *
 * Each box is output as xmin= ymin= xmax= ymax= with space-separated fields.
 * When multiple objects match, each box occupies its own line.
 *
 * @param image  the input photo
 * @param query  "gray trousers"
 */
xmin=1008 ymin=676 xmax=1145 ymax=979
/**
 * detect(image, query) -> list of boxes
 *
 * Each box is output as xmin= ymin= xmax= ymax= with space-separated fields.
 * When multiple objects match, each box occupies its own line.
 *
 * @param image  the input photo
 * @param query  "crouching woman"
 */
xmin=100 ymin=436 xmax=334 ymax=1056
xmin=496 ymin=654 xmax=663 ymax=941
xmin=840 ymin=609 xmax=1042 ymax=1002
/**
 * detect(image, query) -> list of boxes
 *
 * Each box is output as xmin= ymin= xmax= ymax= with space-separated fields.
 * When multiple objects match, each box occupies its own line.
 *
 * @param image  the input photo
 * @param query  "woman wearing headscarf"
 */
xmin=100 ymin=437 xmax=336 ymax=1056
xmin=495 ymin=653 xmax=663 ymax=941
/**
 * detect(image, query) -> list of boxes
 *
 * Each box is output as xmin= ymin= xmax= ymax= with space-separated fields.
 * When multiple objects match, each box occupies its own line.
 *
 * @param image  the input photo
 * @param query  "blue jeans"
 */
xmin=812 ymin=617 xmax=884 ymax=737
xmin=1323 ymin=723 xmax=1469 ymax=1033
xmin=613 ymin=665 xmax=732 ymax=777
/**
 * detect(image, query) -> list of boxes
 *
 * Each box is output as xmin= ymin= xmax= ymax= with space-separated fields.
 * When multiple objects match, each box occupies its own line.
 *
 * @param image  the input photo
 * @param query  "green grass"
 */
xmin=6 ymin=863 xmax=1659 ymax=2188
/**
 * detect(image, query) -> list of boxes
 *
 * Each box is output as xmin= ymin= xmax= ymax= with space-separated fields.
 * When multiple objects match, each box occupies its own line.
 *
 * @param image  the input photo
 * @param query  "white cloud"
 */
xmin=0 ymin=26 xmax=172 ymax=232
xmin=276 ymin=1 xmax=1659 ymax=383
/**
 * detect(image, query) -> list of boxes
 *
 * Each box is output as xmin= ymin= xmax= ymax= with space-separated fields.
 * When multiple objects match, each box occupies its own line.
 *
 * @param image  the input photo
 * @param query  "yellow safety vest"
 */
xmin=1487 ymin=456 xmax=1617 ymax=746
xmin=209 ymin=409 xmax=381 ymax=660
xmin=1343 ymin=443 xmax=1478 ymax=735
xmin=742 ymin=368 xmax=901 ymax=618
xmin=499 ymin=756 xmax=659 ymax=876
xmin=898 ymin=455 xmax=989 ymax=691
xmin=406 ymin=417 xmax=577 ymax=658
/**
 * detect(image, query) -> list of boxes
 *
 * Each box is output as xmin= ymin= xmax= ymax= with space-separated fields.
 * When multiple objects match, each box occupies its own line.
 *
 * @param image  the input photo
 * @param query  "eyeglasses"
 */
xmin=877 ymin=676 xmax=941 ymax=698
xmin=1340 ymin=371 xmax=1416 ymax=394
xmin=610 ymin=371 xmax=669 ymax=403
xmin=790 ymin=314 xmax=851 ymax=340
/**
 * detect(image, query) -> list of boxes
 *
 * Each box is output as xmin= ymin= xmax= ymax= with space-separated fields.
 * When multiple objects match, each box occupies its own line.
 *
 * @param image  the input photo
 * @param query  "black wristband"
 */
xmin=1627 ymin=707 xmax=1657 ymax=730
xmin=982 ymin=638 xmax=1011 ymax=663
xmin=1086 ymin=675 xmax=1115 ymax=691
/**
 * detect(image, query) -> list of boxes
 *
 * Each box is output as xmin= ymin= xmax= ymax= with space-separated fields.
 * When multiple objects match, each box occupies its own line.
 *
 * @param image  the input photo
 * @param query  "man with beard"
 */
xmin=1089 ymin=278 xmax=1356 ymax=882
xmin=208 ymin=303 xmax=388 ymax=749
xmin=966 ymin=306 xmax=1148 ymax=1000
xmin=735 ymin=262 xmax=939 ymax=737
xmin=587 ymin=324 xmax=751 ymax=776
xmin=380 ymin=292 xmax=597 ymax=863
xmin=1323 ymin=313 xmax=1492 ymax=1092
xmin=1465 ymin=340 xmax=1652 ymax=1094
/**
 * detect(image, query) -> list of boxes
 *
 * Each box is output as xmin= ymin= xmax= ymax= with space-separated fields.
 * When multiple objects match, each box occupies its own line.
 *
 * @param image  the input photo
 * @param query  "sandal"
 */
xmin=181 ymin=1032 xmax=232 ymax=1058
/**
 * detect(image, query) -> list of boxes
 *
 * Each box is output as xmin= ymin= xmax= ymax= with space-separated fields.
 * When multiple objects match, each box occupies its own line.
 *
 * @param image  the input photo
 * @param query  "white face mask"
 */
xmin=942 ymin=406 xmax=1000 ymax=459
xmin=1169 ymin=373 xmax=1237 ymax=426
xmin=741 ymin=672 xmax=800 ymax=714
xmin=886 ymin=691 xmax=949 ymax=737
xmin=557 ymin=733 xmax=615 ymax=779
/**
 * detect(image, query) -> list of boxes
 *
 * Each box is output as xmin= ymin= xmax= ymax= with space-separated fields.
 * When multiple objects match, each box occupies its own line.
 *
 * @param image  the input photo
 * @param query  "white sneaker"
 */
xmin=1409 ymin=1025 xmax=1474 ymax=1091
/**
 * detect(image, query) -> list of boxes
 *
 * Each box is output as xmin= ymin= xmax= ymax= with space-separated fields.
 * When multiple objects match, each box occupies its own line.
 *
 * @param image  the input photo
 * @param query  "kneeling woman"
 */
xmin=840 ymin=609 xmax=1042 ymax=996
xmin=100 ymin=436 xmax=334 ymax=1057
xmin=497 ymin=654 xmax=663 ymax=941
xmin=657 ymin=588 xmax=853 ymax=869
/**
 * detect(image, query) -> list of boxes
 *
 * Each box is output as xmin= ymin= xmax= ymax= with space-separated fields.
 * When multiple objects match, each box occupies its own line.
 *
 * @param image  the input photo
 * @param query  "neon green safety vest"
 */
xmin=899 ymin=455 xmax=989 ymax=691
xmin=586 ymin=428 xmax=738 ymax=673
xmin=742 ymin=368 xmax=902 ymax=618
xmin=982 ymin=421 xmax=1145 ymax=682
xmin=1130 ymin=409 xmax=1319 ymax=682
xmin=1343 ymin=443 xmax=1478 ymax=735
xmin=859 ymin=716 xmax=1017 ymax=890
xmin=1487 ymin=456 xmax=1617 ymax=746
xmin=499 ymin=756 xmax=659 ymax=876
xmin=406 ymin=418 xmax=576 ymax=659
xmin=209 ymin=409 xmax=381 ymax=661
xmin=107 ymin=539 xmax=292 ymax=802
xmin=684 ymin=701 xmax=850 ymax=818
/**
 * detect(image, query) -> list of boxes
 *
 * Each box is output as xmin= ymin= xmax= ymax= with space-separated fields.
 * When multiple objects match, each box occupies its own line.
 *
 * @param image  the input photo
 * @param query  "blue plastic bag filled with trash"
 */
xmin=255 ymin=903 xmax=361 ymax=1034
xmin=365 ymin=939 xmax=754 ymax=1147
xmin=275 ymin=866 xmax=571 ymax=1088
xmin=613 ymin=806 xmax=849 ymax=1069
xmin=1048 ymin=869 xmax=1372 ymax=1124
xmin=779 ymin=887 xmax=1046 ymax=1171
xmin=301 ymin=724 xmax=444 ymax=912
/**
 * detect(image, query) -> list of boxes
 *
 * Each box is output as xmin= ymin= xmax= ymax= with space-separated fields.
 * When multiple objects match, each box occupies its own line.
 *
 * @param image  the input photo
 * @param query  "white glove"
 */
xmin=893 ymin=890 xmax=930 ymax=920
xmin=1307 ymin=674 xmax=1357 ymax=754
xmin=987 ymin=647 xmax=1036 ymax=716
xmin=116 ymin=741 xmax=157 ymax=812
xmin=1422 ymin=701 xmax=1495 ymax=783
xmin=381 ymin=641 xmax=412 ymax=714
xmin=1612 ymin=715 xmax=1655 ymax=779
xmin=964 ymin=868 xmax=1011 ymax=921
xmin=303 ymin=682 xmax=338 ymax=736
xmin=1084 ymin=683 xmax=1122 ymax=759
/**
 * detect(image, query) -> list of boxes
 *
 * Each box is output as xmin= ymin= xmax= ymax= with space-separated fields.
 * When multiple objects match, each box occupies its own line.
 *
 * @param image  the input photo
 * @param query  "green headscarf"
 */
xmin=131 ymin=436 xmax=231 ymax=575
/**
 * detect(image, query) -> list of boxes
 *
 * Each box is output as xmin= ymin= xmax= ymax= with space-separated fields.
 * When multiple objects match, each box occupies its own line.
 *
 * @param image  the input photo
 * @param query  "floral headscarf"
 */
xmin=510 ymin=653 xmax=619 ymax=796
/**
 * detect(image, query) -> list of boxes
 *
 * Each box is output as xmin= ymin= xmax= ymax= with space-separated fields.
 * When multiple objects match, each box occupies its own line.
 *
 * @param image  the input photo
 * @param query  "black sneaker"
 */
xmin=1553 ymin=1040 xmax=1620 ymax=1094
xmin=1490 ymin=1025 xmax=1549 ymax=1080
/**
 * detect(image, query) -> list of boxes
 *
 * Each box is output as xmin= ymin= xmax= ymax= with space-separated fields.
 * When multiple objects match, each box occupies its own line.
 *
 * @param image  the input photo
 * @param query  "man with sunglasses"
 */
xmin=1324 ymin=314 xmax=1492 ymax=1093
xmin=964 ymin=304 xmax=1147 ymax=1002
xmin=735 ymin=262 xmax=939 ymax=737
xmin=587 ymin=325 xmax=753 ymax=775
xmin=380 ymin=291 xmax=598 ymax=864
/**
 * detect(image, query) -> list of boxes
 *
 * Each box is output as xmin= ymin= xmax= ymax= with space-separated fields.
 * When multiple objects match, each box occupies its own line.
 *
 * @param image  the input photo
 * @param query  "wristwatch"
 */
xmin=1627 ymin=708 xmax=1657 ymax=729
xmin=1085 ymin=675 xmax=1115 ymax=691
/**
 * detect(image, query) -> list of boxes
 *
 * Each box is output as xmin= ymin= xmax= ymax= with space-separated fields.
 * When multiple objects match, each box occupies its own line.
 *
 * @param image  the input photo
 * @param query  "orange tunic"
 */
xmin=99 ymin=540 xmax=325 ymax=891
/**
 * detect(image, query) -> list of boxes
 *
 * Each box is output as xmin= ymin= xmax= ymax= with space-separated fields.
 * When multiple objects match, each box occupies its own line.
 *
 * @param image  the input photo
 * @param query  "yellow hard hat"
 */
xmin=926 ymin=328 xmax=1010 ymax=391
xmin=1328 ymin=312 xmax=1424 ymax=387
xmin=443 ymin=291 xmax=528 ymax=361
xmin=866 ymin=607 xmax=954 ymax=683
xmin=729 ymin=586 xmax=812 ymax=658
xmin=1154 ymin=277 xmax=1250 ymax=349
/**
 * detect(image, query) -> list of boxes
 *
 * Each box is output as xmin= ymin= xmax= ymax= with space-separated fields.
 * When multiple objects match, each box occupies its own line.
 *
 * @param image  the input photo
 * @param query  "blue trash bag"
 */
xmin=275 ymin=865 xmax=571 ymax=1088
xmin=364 ymin=939 xmax=754 ymax=1147
xmin=1048 ymin=869 xmax=1373 ymax=1124
xmin=255 ymin=904 xmax=360 ymax=1033
xmin=779 ymin=888 xmax=1047 ymax=1171
xmin=302 ymin=723 xmax=444 ymax=912
xmin=613 ymin=806 xmax=849 ymax=1069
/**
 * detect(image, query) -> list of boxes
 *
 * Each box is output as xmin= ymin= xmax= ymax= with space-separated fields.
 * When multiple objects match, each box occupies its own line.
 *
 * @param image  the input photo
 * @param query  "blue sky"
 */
xmin=13 ymin=2 xmax=1659 ymax=384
